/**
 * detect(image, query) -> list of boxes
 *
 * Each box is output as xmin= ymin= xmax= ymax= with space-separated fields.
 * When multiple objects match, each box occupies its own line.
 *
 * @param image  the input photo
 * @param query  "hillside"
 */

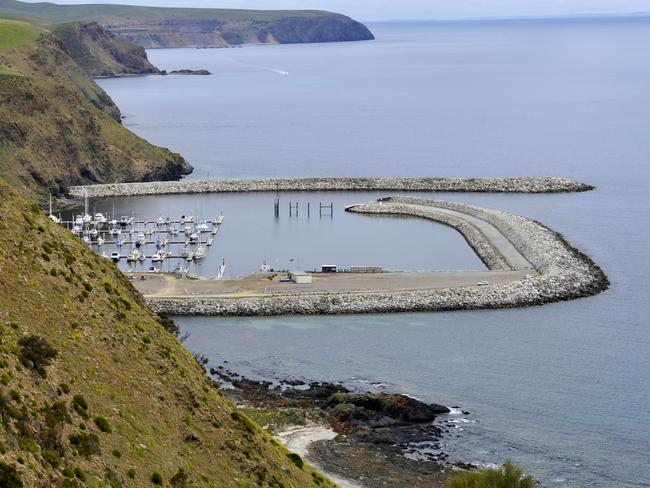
xmin=0 ymin=0 xmax=374 ymax=48
xmin=0 ymin=179 xmax=334 ymax=486
xmin=0 ymin=19 xmax=192 ymax=203
xmin=51 ymin=21 xmax=159 ymax=77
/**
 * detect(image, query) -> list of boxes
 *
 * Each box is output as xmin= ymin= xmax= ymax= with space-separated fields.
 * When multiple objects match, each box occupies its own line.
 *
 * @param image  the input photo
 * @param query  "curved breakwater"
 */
xmin=146 ymin=196 xmax=608 ymax=316
xmin=69 ymin=176 xmax=594 ymax=198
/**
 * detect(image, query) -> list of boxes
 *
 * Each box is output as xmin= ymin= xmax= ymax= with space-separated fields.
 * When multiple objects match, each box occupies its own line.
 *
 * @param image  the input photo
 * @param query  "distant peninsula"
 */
xmin=0 ymin=0 xmax=375 ymax=48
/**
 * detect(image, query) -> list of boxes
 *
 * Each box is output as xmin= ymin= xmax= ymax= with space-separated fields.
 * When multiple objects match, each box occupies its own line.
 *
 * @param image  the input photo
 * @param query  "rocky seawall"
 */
xmin=69 ymin=176 xmax=593 ymax=198
xmin=146 ymin=197 xmax=608 ymax=316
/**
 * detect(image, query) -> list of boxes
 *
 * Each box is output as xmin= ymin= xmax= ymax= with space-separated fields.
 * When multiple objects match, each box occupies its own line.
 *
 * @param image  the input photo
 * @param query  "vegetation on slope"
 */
xmin=0 ymin=18 xmax=37 ymax=51
xmin=51 ymin=21 xmax=159 ymax=77
xmin=0 ymin=179 xmax=334 ymax=487
xmin=0 ymin=0 xmax=374 ymax=48
xmin=447 ymin=461 xmax=535 ymax=488
xmin=0 ymin=19 xmax=192 ymax=203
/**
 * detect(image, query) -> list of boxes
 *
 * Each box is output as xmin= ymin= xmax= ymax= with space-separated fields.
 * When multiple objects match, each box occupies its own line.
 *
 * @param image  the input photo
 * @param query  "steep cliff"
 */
xmin=51 ymin=21 xmax=159 ymax=77
xmin=0 ymin=20 xmax=192 ymax=202
xmin=0 ymin=0 xmax=375 ymax=48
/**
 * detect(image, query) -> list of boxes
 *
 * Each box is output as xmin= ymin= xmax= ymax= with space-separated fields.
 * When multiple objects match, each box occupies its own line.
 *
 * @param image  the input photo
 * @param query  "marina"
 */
xmin=60 ymin=194 xmax=226 ymax=271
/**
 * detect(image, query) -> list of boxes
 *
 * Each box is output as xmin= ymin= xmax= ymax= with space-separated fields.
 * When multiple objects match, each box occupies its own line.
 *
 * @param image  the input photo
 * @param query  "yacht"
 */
xmin=127 ymin=249 xmax=142 ymax=263
xmin=194 ymin=246 xmax=206 ymax=260
xmin=136 ymin=233 xmax=146 ymax=247
xmin=110 ymin=251 xmax=120 ymax=262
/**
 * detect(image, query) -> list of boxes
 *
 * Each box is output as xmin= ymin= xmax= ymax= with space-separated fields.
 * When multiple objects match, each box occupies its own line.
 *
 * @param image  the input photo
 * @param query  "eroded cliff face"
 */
xmin=108 ymin=14 xmax=375 ymax=48
xmin=52 ymin=21 xmax=160 ymax=77
xmin=0 ymin=28 xmax=192 ymax=201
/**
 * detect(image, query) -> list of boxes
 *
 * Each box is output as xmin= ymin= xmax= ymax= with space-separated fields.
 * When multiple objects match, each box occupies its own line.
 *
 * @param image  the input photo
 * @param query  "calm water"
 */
xmin=97 ymin=19 xmax=650 ymax=487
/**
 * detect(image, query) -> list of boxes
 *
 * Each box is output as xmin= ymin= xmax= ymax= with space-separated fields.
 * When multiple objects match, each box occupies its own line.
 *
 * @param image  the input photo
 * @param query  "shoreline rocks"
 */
xmin=146 ymin=196 xmax=609 ymax=316
xmin=69 ymin=176 xmax=594 ymax=198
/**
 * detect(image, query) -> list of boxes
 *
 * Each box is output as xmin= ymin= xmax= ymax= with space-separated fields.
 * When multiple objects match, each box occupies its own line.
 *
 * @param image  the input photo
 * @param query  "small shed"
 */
xmin=289 ymin=271 xmax=312 ymax=284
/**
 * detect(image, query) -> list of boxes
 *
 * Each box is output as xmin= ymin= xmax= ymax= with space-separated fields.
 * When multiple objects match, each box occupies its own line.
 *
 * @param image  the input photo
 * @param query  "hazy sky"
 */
xmin=24 ymin=0 xmax=650 ymax=21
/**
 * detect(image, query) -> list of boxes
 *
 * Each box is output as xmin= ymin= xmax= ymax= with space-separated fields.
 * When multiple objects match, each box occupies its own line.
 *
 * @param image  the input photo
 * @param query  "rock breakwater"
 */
xmin=146 ymin=197 xmax=608 ymax=316
xmin=69 ymin=176 xmax=593 ymax=198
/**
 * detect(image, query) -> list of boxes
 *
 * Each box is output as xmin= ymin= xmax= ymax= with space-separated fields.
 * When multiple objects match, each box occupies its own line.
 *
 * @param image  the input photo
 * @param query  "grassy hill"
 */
xmin=0 ymin=0 xmax=374 ymax=48
xmin=0 ymin=19 xmax=191 ymax=203
xmin=0 ymin=17 xmax=38 ymax=50
xmin=0 ymin=179 xmax=334 ymax=486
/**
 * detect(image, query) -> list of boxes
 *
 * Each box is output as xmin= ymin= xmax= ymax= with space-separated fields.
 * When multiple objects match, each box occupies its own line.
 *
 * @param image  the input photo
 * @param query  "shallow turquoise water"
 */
xmin=97 ymin=19 xmax=650 ymax=487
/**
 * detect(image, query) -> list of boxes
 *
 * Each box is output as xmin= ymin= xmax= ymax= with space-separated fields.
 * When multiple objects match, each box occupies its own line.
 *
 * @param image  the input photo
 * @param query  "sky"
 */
xmin=22 ymin=0 xmax=650 ymax=21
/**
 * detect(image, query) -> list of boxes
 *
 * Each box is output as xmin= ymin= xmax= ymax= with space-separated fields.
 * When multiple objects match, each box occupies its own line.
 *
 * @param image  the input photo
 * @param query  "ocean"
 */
xmin=96 ymin=19 xmax=650 ymax=487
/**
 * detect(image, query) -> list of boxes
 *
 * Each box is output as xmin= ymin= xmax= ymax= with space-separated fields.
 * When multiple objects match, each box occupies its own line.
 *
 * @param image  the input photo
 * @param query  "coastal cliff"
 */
xmin=0 ymin=20 xmax=192 ymax=202
xmin=0 ymin=0 xmax=375 ymax=48
xmin=51 ymin=21 xmax=159 ymax=77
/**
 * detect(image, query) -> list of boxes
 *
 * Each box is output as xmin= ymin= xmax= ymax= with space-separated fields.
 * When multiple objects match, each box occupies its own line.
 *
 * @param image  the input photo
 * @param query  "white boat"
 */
xmin=119 ymin=216 xmax=132 ymax=227
xmin=97 ymin=237 xmax=105 ymax=246
xmin=152 ymin=250 xmax=167 ymax=262
xmin=184 ymin=226 xmax=192 ymax=235
xmin=94 ymin=212 xmax=107 ymax=224
xmin=82 ymin=235 xmax=91 ymax=245
xmin=101 ymin=251 xmax=110 ymax=260
xmin=109 ymin=219 xmax=118 ymax=227
xmin=206 ymin=237 xmax=214 ymax=246
xmin=111 ymin=251 xmax=120 ymax=262
xmin=71 ymin=224 xmax=83 ymax=235
xmin=216 ymin=259 xmax=226 ymax=279
xmin=89 ymin=229 xmax=99 ymax=238
xmin=156 ymin=216 xmax=166 ymax=226
xmin=181 ymin=215 xmax=194 ymax=224
xmin=172 ymin=265 xmax=188 ymax=274
xmin=169 ymin=226 xmax=178 ymax=236
xmin=110 ymin=228 xmax=121 ymax=237
xmin=74 ymin=215 xmax=84 ymax=227
xmin=194 ymin=246 xmax=206 ymax=260
xmin=212 ymin=213 xmax=224 ymax=225
xmin=196 ymin=222 xmax=209 ymax=232
xmin=127 ymin=249 xmax=142 ymax=263
xmin=136 ymin=233 xmax=146 ymax=247
xmin=189 ymin=232 xmax=199 ymax=242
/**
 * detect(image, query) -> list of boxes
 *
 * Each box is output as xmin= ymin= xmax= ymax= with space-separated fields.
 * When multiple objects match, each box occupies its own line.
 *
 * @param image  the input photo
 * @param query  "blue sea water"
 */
xmin=97 ymin=19 xmax=650 ymax=487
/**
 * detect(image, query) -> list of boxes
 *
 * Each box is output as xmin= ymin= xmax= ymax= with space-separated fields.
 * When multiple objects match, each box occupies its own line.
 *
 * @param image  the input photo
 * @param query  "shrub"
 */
xmin=127 ymin=468 xmax=136 ymax=479
xmin=447 ymin=460 xmax=535 ymax=488
xmin=151 ymin=471 xmax=163 ymax=485
xmin=157 ymin=314 xmax=180 ymax=337
xmin=286 ymin=453 xmax=304 ymax=470
xmin=111 ymin=448 xmax=122 ymax=458
xmin=72 ymin=395 xmax=89 ymax=419
xmin=73 ymin=467 xmax=86 ymax=481
xmin=59 ymin=383 xmax=71 ymax=395
xmin=106 ymin=469 xmax=123 ymax=488
xmin=94 ymin=416 xmax=112 ymax=433
xmin=17 ymin=335 xmax=58 ymax=376
xmin=69 ymin=432 xmax=100 ymax=457
xmin=170 ymin=468 xmax=189 ymax=487
xmin=42 ymin=449 xmax=61 ymax=468
xmin=0 ymin=462 xmax=23 ymax=487
xmin=230 ymin=411 xmax=257 ymax=434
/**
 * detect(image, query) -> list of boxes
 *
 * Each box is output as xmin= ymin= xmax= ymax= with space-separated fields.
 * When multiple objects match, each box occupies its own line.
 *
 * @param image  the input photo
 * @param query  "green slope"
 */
xmin=0 ymin=180 xmax=335 ymax=487
xmin=0 ymin=19 xmax=191 ymax=202
xmin=0 ymin=18 xmax=38 ymax=51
